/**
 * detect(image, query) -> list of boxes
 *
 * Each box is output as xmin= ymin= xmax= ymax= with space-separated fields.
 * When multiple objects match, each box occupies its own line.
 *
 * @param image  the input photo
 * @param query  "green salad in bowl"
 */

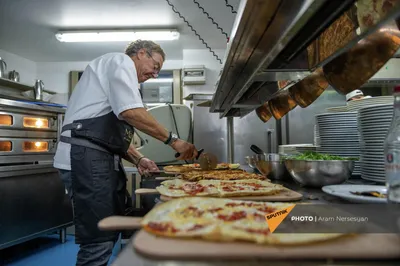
xmin=282 ymin=151 xmax=358 ymax=161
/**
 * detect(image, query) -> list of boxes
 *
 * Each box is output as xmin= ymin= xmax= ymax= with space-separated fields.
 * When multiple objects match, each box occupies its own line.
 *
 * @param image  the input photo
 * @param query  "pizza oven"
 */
xmin=0 ymin=99 xmax=61 ymax=171
xmin=0 ymin=98 xmax=73 ymax=250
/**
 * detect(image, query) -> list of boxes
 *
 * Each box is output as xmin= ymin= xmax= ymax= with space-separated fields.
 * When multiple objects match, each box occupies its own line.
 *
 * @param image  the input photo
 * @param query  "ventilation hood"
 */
xmin=210 ymin=0 xmax=400 ymax=118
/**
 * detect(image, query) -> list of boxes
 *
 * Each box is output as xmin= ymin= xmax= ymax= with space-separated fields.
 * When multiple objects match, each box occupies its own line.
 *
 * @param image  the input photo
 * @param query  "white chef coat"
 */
xmin=53 ymin=52 xmax=144 ymax=170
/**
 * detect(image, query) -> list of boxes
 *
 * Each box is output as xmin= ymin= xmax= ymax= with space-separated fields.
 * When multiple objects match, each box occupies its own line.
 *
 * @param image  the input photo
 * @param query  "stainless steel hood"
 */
xmin=210 ymin=0 xmax=400 ymax=118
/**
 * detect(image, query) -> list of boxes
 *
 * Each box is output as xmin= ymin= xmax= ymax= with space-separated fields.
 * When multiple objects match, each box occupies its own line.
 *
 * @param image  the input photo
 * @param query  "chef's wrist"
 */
xmin=135 ymin=155 xmax=146 ymax=166
xmin=164 ymin=131 xmax=172 ymax=144
xmin=164 ymin=132 xmax=179 ymax=145
xmin=169 ymin=138 xmax=179 ymax=148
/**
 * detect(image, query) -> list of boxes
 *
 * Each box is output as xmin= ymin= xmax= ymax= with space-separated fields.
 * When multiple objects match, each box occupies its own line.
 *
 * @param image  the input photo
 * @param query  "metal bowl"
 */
xmin=284 ymin=159 xmax=354 ymax=187
xmin=245 ymin=155 xmax=257 ymax=169
xmin=254 ymin=153 xmax=290 ymax=180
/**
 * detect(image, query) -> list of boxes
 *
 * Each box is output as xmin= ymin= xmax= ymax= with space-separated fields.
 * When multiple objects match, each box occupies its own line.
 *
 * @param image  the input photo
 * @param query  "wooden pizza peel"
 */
xmin=134 ymin=187 xmax=303 ymax=202
xmin=98 ymin=216 xmax=400 ymax=260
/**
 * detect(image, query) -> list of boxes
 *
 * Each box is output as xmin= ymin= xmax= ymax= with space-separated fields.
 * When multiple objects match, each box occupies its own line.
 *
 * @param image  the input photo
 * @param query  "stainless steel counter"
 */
xmin=113 ymin=246 xmax=400 ymax=266
xmin=113 ymin=168 xmax=399 ymax=266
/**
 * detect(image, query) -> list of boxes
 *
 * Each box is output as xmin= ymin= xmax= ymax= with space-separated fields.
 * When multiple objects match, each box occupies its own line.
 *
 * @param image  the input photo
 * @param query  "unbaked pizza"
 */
xmin=156 ymin=179 xmax=283 ymax=198
xmin=141 ymin=197 xmax=345 ymax=245
xmin=179 ymin=169 xmax=266 ymax=181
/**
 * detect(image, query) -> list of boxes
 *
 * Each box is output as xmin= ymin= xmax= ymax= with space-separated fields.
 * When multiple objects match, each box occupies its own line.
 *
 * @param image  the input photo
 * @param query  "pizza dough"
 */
xmin=156 ymin=179 xmax=283 ymax=198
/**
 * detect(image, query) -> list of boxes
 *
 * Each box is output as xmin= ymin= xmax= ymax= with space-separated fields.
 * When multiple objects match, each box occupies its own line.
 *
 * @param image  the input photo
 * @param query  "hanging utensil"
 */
xmin=255 ymin=102 xmax=272 ymax=123
xmin=268 ymin=90 xmax=297 ymax=120
xmin=250 ymin=144 xmax=265 ymax=155
xmin=288 ymin=67 xmax=329 ymax=108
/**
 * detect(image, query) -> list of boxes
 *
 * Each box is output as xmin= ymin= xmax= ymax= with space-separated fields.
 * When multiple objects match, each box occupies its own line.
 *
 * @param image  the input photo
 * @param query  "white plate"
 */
xmin=361 ymin=176 xmax=386 ymax=183
xmin=321 ymin=184 xmax=387 ymax=203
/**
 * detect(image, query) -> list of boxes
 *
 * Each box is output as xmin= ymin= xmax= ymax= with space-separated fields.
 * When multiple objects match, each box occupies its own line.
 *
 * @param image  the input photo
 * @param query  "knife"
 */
xmin=175 ymin=149 xmax=218 ymax=170
xmin=175 ymin=148 xmax=204 ymax=160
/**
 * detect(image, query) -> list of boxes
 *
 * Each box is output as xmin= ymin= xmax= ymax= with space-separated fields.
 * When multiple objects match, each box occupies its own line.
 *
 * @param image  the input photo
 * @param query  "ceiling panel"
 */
xmin=0 ymin=0 xmax=240 ymax=62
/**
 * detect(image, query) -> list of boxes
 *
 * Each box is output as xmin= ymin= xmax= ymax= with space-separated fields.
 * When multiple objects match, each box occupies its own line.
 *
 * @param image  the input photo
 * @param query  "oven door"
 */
xmin=0 ymin=111 xmax=57 ymax=131
xmin=0 ymin=138 xmax=57 ymax=155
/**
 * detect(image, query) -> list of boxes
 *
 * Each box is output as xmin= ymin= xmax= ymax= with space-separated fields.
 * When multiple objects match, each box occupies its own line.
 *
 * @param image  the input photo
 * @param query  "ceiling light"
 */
xmin=55 ymin=30 xmax=180 ymax=42
xmin=144 ymin=78 xmax=173 ymax=83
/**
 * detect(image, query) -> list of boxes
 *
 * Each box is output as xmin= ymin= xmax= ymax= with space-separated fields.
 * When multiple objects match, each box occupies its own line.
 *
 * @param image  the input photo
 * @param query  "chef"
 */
xmin=53 ymin=39 xmax=198 ymax=266
xmin=346 ymin=89 xmax=372 ymax=102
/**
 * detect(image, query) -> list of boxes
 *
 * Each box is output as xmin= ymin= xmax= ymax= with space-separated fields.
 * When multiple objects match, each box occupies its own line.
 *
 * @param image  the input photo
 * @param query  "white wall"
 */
xmin=182 ymin=49 xmax=226 ymax=97
xmin=0 ymin=49 xmax=36 ymax=84
xmin=371 ymin=59 xmax=400 ymax=79
xmin=36 ymin=61 xmax=89 ymax=94
xmin=0 ymin=47 xmax=224 ymax=99
xmin=36 ymin=59 xmax=184 ymax=95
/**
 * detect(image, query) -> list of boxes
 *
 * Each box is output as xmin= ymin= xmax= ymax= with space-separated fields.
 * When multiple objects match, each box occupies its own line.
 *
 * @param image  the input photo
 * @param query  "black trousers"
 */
xmin=70 ymin=145 xmax=127 ymax=244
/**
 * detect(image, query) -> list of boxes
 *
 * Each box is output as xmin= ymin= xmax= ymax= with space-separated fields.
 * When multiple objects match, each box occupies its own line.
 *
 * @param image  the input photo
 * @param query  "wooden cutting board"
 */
xmin=133 ymin=230 xmax=400 ymax=260
xmin=135 ymin=188 xmax=303 ymax=202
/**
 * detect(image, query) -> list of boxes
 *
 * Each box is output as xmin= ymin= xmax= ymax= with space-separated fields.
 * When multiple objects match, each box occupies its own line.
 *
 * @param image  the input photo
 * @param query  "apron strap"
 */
xmin=60 ymin=135 xmax=109 ymax=154
xmin=62 ymin=122 xmax=82 ymax=132
xmin=60 ymin=135 xmax=120 ymax=171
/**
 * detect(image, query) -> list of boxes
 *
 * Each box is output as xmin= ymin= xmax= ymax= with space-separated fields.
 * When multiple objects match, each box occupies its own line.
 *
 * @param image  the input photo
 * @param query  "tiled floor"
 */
xmin=0 ymin=234 xmax=121 ymax=266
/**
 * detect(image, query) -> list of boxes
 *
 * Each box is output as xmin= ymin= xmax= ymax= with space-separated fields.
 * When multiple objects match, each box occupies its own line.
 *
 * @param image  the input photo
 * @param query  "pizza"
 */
xmin=163 ymin=163 xmax=241 ymax=173
xmin=156 ymin=179 xmax=283 ymax=198
xmin=179 ymin=169 xmax=266 ymax=181
xmin=184 ymin=163 xmax=241 ymax=170
xmin=163 ymin=165 xmax=194 ymax=173
xmin=141 ymin=197 xmax=345 ymax=245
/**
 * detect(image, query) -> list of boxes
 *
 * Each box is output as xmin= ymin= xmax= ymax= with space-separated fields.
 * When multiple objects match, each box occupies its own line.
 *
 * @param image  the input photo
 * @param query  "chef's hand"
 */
xmin=138 ymin=157 xmax=159 ymax=177
xmin=170 ymin=139 xmax=198 ymax=160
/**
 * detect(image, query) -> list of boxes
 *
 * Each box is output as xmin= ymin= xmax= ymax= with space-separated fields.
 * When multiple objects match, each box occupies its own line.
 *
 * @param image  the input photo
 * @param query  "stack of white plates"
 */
xmin=357 ymin=103 xmax=393 ymax=183
xmin=347 ymin=96 xmax=393 ymax=111
xmin=278 ymin=144 xmax=316 ymax=155
xmin=315 ymin=112 xmax=361 ymax=176
xmin=314 ymin=125 xmax=320 ymax=146
xmin=326 ymin=106 xmax=348 ymax=113
xmin=296 ymin=146 xmax=317 ymax=153
xmin=325 ymin=96 xmax=394 ymax=113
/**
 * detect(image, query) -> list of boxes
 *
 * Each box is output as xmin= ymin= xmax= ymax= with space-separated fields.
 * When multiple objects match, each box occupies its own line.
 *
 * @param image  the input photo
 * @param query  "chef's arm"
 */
xmin=120 ymin=108 xmax=198 ymax=160
xmin=124 ymin=144 xmax=145 ymax=165
xmin=121 ymin=108 xmax=169 ymax=143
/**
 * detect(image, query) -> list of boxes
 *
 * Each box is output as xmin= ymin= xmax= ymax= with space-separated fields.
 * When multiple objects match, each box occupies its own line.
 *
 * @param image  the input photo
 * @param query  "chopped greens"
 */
xmin=282 ymin=151 xmax=358 ymax=161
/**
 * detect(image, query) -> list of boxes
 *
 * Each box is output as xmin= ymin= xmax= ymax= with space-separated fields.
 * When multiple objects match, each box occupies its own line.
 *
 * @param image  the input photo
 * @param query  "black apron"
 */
xmin=60 ymin=112 xmax=134 ymax=244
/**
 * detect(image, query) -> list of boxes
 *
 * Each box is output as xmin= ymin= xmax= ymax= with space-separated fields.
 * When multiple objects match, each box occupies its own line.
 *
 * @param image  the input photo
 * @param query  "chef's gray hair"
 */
xmin=125 ymin=40 xmax=166 ymax=61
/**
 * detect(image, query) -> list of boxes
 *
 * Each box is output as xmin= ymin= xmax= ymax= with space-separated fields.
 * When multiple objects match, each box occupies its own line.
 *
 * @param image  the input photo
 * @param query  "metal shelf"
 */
xmin=0 ymin=77 xmax=56 ymax=94
xmin=210 ymin=0 xmax=400 ymax=118
xmin=361 ymin=78 xmax=400 ymax=87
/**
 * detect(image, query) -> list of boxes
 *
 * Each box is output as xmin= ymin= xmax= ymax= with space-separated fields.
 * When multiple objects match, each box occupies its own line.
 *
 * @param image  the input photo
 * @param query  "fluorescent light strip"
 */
xmin=55 ymin=30 xmax=180 ymax=42
xmin=144 ymin=78 xmax=173 ymax=83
